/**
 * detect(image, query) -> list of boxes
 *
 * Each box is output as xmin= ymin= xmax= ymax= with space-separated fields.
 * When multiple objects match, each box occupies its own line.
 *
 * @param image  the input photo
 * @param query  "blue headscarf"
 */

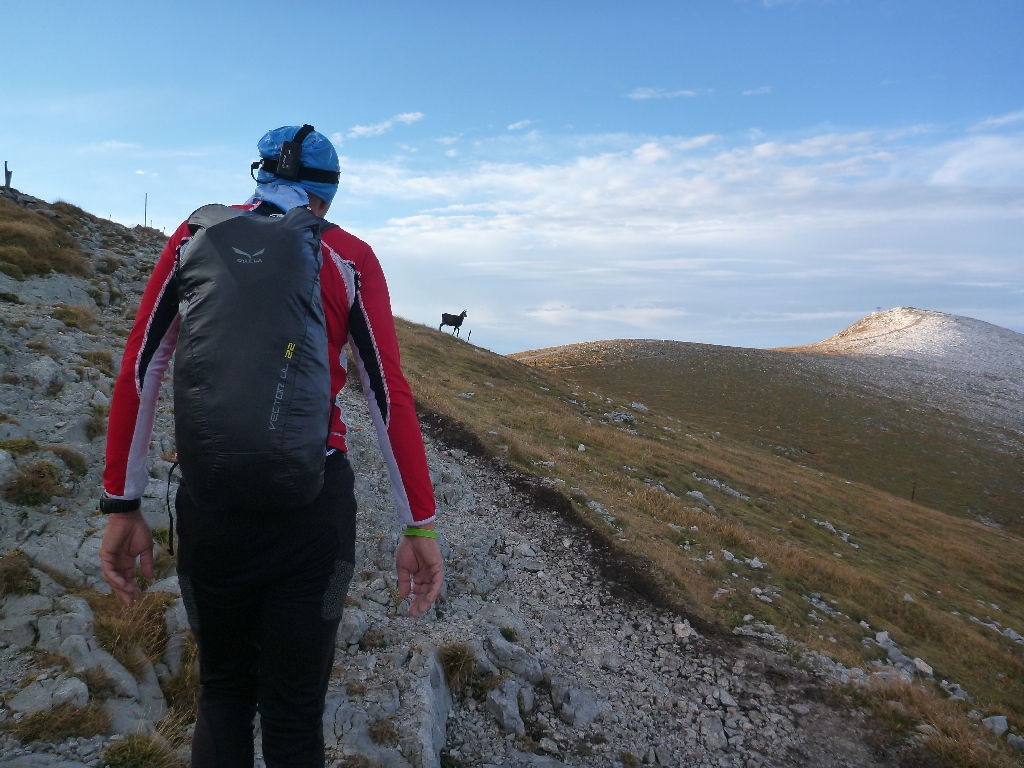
xmin=255 ymin=126 xmax=340 ymax=205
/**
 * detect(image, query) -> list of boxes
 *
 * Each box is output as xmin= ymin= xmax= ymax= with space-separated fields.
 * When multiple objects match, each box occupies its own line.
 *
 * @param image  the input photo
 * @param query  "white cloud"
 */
xmin=78 ymin=140 xmax=141 ymax=153
xmin=508 ymin=120 xmax=532 ymax=130
xmin=436 ymin=136 xmax=460 ymax=145
xmin=742 ymin=86 xmax=772 ymax=96
xmin=929 ymin=136 xmax=1024 ymax=185
xmin=328 ymin=123 xmax=1023 ymax=351
xmin=330 ymin=132 xmax=345 ymax=145
xmin=445 ymin=149 xmax=458 ymax=158
xmin=135 ymin=170 xmax=144 ymax=175
xmin=969 ymin=110 xmax=1024 ymax=131
xmin=626 ymin=87 xmax=697 ymax=100
xmin=348 ymin=112 xmax=425 ymax=139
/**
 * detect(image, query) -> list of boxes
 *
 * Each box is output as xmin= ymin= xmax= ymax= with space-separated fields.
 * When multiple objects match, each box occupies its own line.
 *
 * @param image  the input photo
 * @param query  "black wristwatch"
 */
xmin=99 ymin=496 xmax=141 ymax=514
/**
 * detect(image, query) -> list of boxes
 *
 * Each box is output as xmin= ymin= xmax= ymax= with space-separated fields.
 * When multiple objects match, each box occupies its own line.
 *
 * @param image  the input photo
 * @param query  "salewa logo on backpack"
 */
xmin=232 ymin=247 xmax=265 ymax=264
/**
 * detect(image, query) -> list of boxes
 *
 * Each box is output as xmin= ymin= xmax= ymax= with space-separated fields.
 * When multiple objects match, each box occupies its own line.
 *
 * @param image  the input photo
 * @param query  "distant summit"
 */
xmin=779 ymin=307 xmax=1024 ymax=377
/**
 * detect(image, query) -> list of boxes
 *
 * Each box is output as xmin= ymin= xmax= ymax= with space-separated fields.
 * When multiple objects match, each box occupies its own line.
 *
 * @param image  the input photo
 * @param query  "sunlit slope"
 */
xmin=510 ymin=338 xmax=1024 ymax=535
xmin=396 ymin=319 xmax=1024 ymax=722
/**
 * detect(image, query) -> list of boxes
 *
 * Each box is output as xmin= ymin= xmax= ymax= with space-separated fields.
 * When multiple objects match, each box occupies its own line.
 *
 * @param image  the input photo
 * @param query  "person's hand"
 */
xmin=396 ymin=524 xmax=444 ymax=618
xmin=99 ymin=510 xmax=153 ymax=604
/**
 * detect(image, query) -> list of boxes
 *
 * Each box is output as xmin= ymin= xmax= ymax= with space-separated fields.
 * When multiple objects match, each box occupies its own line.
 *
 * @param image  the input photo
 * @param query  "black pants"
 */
xmin=175 ymin=451 xmax=357 ymax=768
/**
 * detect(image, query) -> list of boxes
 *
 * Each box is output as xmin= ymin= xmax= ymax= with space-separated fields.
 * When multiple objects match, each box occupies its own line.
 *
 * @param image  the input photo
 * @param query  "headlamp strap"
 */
xmin=251 ymin=124 xmax=340 ymax=185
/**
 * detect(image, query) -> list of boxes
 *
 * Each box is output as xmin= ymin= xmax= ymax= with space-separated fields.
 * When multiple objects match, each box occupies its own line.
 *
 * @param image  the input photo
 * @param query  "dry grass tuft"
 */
xmin=161 ymin=634 xmax=199 ymax=722
xmin=52 ymin=303 xmax=96 ymax=330
xmin=76 ymin=666 xmax=118 ymax=701
xmin=0 ymin=197 xmax=88 ymax=278
xmin=95 ymin=254 xmax=122 ymax=275
xmin=850 ymin=680 xmax=1018 ymax=768
xmin=469 ymin=673 xmax=503 ymax=700
xmin=48 ymin=444 xmax=88 ymax=477
xmin=499 ymin=626 xmax=518 ymax=642
xmin=368 ymin=717 xmax=399 ymax=746
xmin=32 ymin=649 xmax=70 ymax=670
xmin=0 ymin=251 xmax=26 ymax=280
xmin=338 ymin=756 xmax=382 ymax=768
xmin=85 ymin=404 xmax=109 ymax=441
xmin=156 ymin=706 xmax=193 ymax=749
xmin=81 ymin=349 xmax=116 ymax=376
xmin=89 ymin=592 xmax=172 ymax=675
xmin=0 ymin=437 xmax=39 ymax=456
xmin=439 ymin=642 xmax=476 ymax=692
xmin=3 ymin=460 xmax=65 ymax=505
xmin=0 ymin=551 xmax=40 ymax=596
xmin=103 ymin=733 xmax=183 ymax=768
xmin=359 ymin=629 xmax=386 ymax=651
xmin=2 ymin=702 xmax=110 ymax=742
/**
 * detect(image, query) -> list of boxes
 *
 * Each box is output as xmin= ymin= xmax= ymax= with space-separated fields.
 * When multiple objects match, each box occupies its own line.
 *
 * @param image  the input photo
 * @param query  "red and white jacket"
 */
xmin=102 ymin=203 xmax=436 ymax=525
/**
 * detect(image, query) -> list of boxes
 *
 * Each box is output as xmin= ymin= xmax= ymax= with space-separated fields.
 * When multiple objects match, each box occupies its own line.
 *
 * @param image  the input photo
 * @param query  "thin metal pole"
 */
xmin=144 ymin=193 xmax=148 ymax=228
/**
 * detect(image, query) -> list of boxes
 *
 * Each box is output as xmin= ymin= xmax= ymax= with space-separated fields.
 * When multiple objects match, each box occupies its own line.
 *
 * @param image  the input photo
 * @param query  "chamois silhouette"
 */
xmin=440 ymin=310 xmax=468 ymax=336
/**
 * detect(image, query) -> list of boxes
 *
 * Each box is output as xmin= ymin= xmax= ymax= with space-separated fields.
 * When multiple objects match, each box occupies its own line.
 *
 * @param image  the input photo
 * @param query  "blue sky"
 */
xmin=1 ymin=1 xmax=1022 ymax=353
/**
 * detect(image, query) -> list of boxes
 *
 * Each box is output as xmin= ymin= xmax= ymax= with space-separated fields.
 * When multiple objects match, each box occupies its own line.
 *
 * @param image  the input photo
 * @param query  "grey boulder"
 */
xmin=982 ymin=714 xmax=1008 ymax=737
xmin=485 ymin=631 xmax=543 ymax=684
xmin=486 ymin=678 xmax=526 ymax=736
xmin=550 ymin=677 xmax=602 ymax=727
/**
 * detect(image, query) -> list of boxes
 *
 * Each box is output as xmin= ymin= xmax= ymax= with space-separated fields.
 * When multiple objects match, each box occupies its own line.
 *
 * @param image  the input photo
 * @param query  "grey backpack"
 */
xmin=173 ymin=204 xmax=333 ymax=513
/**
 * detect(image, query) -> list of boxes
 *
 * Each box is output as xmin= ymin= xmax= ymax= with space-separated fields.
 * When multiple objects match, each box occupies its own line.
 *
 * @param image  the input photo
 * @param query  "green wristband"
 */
xmin=404 ymin=526 xmax=438 ymax=539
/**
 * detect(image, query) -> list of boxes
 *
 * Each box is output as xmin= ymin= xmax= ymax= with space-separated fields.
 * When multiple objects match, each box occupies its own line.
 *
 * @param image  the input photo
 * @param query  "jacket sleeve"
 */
xmin=102 ymin=222 xmax=189 ymax=500
xmin=347 ymin=246 xmax=437 ymax=525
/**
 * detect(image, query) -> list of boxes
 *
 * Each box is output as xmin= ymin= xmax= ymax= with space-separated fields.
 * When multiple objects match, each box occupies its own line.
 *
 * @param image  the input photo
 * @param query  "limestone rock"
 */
xmin=164 ymin=598 xmax=188 ymax=635
xmin=397 ymin=646 xmax=452 ymax=768
xmin=60 ymin=634 xmax=95 ymax=672
xmin=9 ymin=679 xmax=54 ymax=713
xmin=550 ymin=677 xmax=601 ymax=727
xmin=23 ymin=356 xmax=61 ymax=389
xmin=0 ymin=756 xmax=91 ymax=768
xmin=337 ymin=607 xmax=368 ymax=647
xmin=0 ymin=449 xmax=16 ymax=486
xmin=699 ymin=713 xmax=728 ymax=751
xmin=982 ymin=715 xmax=1008 ymax=737
xmin=22 ymin=532 xmax=87 ymax=585
xmin=36 ymin=614 xmax=62 ymax=651
xmin=103 ymin=698 xmax=156 ymax=736
xmin=3 ymin=593 xmax=53 ymax=616
xmin=136 ymin=658 xmax=169 ymax=721
xmin=485 ymin=678 xmax=525 ymax=736
xmin=485 ymin=630 xmax=543 ymax=683
xmin=0 ymin=613 xmax=38 ymax=647
xmin=52 ymin=676 xmax=89 ymax=708
xmin=90 ymin=648 xmax=140 ymax=700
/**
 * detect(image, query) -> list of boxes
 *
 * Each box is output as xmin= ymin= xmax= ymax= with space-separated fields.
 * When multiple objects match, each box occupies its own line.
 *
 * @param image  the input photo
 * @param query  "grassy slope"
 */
xmin=395 ymin=320 xmax=1024 ymax=738
xmin=513 ymin=341 xmax=1024 ymax=535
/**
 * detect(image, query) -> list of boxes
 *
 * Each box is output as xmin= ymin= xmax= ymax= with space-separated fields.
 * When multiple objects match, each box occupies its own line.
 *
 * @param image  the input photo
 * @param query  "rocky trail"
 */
xmin=0 ymin=188 xmax=926 ymax=767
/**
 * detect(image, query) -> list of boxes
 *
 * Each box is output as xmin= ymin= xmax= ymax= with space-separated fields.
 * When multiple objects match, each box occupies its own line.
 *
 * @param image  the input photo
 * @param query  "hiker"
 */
xmin=97 ymin=125 xmax=442 ymax=766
